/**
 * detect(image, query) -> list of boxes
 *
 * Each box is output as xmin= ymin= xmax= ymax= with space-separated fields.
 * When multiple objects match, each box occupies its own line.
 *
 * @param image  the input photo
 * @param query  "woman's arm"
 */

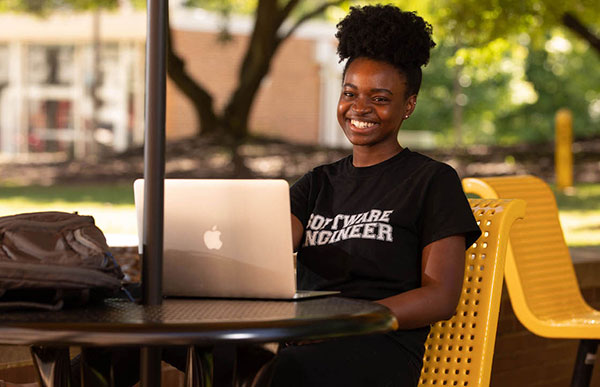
xmin=291 ymin=214 xmax=304 ymax=251
xmin=375 ymin=235 xmax=465 ymax=329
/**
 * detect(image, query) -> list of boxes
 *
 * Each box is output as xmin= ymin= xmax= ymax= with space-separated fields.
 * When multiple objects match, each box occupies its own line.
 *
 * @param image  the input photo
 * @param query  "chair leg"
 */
xmin=571 ymin=339 xmax=599 ymax=387
xmin=30 ymin=346 xmax=71 ymax=387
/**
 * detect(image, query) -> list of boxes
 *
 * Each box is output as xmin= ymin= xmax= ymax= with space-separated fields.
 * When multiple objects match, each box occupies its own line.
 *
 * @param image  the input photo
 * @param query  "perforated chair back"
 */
xmin=419 ymin=198 xmax=525 ymax=387
xmin=462 ymin=175 xmax=600 ymax=338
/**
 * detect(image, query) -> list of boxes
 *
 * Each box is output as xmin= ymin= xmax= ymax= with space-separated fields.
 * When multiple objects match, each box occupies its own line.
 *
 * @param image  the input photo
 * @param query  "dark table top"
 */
xmin=0 ymin=297 xmax=398 ymax=347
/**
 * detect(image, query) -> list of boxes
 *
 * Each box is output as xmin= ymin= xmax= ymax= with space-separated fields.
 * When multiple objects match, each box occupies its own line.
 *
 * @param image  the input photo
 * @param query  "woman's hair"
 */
xmin=335 ymin=4 xmax=436 ymax=96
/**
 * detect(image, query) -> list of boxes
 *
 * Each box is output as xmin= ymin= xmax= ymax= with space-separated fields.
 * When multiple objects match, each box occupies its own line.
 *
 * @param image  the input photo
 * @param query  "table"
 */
xmin=0 ymin=297 xmax=398 ymax=387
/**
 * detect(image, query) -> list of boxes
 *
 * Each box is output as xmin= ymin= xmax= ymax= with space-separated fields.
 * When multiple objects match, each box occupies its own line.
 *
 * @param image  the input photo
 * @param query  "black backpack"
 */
xmin=0 ymin=211 xmax=125 ymax=310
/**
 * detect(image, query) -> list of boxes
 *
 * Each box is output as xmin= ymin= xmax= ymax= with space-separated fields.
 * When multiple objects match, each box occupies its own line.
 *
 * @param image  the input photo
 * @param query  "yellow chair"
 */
xmin=462 ymin=175 xmax=600 ymax=387
xmin=419 ymin=198 xmax=525 ymax=387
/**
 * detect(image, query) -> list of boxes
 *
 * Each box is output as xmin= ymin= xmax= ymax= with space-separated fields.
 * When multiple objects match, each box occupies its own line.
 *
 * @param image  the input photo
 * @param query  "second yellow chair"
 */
xmin=462 ymin=175 xmax=600 ymax=387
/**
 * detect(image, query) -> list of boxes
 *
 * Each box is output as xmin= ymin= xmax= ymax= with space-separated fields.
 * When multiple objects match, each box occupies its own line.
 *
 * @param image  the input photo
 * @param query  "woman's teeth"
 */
xmin=350 ymin=119 xmax=376 ymax=129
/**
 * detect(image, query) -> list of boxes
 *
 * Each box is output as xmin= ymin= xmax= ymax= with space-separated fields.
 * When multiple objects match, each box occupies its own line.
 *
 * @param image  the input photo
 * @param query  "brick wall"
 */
xmin=165 ymin=29 xmax=323 ymax=145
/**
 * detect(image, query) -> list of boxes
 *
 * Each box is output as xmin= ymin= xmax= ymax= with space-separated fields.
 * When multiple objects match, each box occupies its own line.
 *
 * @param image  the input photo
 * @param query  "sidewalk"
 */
xmin=570 ymin=245 xmax=600 ymax=263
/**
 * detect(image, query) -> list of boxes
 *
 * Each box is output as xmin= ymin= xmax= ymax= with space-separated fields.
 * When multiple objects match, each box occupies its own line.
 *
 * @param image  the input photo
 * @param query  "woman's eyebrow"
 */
xmin=371 ymin=88 xmax=393 ymax=95
xmin=343 ymin=83 xmax=394 ymax=95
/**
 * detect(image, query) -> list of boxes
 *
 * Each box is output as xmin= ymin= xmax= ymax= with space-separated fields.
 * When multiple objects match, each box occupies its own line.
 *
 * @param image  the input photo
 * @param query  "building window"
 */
xmin=26 ymin=45 xmax=75 ymax=154
xmin=28 ymin=100 xmax=74 ymax=153
xmin=27 ymin=45 xmax=74 ymax=85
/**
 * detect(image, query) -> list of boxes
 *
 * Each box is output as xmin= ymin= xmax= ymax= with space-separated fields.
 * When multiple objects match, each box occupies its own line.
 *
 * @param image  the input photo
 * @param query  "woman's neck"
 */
xmin=352 ymin=143 xmax=404 ymax=167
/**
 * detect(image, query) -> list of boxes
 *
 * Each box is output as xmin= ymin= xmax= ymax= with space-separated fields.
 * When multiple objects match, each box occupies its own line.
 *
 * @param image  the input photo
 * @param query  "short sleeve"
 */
xmin=290 ymin=171 xmax=313 ymax=227
xmin=419 ymin=165 xmax=481 ymax=250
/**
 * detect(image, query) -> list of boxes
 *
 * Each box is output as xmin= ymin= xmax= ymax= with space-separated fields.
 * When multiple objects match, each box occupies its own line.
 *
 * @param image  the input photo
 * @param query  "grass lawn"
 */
xmin=554 ymin=184 xmax=600 ymax=247
xmin=0 ymin=182 xmax=598 ymax=246
xmin=0 ymin=184 xmax=137 ymax=240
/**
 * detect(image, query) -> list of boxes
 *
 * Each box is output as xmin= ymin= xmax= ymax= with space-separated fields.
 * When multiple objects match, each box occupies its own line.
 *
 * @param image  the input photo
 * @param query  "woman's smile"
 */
xmin=349 ymin=119 xmax=378 ymax=131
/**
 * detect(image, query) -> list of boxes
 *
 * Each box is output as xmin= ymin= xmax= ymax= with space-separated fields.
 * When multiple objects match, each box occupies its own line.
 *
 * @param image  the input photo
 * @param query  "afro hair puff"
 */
xmin=335 ymin=4 xmax=436 ymax=70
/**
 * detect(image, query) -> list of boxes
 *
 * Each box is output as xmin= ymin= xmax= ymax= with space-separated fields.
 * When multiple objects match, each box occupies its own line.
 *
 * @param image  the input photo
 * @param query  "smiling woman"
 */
xmin=271 ymin=4 xmax=481 ymax=387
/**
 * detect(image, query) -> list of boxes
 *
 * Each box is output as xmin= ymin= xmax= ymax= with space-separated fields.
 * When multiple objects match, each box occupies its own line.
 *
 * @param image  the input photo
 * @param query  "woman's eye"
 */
xmin=373 ymin=96 xmax=389 ymax=103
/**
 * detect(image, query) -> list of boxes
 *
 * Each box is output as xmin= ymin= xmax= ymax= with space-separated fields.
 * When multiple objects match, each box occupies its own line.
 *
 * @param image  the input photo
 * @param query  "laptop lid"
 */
xmin=134 ymin=179 xmax=298 ymax=299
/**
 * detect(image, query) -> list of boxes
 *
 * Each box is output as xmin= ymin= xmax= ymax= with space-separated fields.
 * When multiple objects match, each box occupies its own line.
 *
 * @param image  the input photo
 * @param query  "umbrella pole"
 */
xmin=141 ymin=0 xmax=167 ymax=385
xmin=142 ymin=0 xmax=166 ymax=307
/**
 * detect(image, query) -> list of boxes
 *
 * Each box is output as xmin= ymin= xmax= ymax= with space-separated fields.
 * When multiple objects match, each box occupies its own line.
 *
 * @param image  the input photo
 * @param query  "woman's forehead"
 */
xmin=344 ymin=58 xmax=407 ymax=90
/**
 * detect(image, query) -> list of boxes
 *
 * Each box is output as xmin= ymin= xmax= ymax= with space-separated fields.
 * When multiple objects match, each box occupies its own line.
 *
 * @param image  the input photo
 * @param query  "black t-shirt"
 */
xmin=290 ymin=148 xmax=481 ymax=361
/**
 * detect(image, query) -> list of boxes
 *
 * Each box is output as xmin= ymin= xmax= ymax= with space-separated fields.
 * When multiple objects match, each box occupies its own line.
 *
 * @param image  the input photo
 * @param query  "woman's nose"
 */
xmin=351 ymin=98 xmax=371 ymax=114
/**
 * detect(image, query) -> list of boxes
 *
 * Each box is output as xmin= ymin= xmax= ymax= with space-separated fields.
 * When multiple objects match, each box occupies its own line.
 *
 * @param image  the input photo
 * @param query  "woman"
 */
xmin=265 ymin=5 xmax=481 ymax=386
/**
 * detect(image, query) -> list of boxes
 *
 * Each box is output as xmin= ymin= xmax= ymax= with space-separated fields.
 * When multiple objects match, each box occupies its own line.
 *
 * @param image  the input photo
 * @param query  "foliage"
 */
xmin=426 ymin=0 xmax=599 ymax=48
xmin=390 ymin=0 xmax=600 ymax=145
xmin=0 ymin=0 xmax=118 ymax=13
xmin=404 ymin=33 xmax=600 ymax=146
xmin=184 ymin=0 xmax=257 ymax=15
xmin=495 ymin=35 xmax=600 ymax=144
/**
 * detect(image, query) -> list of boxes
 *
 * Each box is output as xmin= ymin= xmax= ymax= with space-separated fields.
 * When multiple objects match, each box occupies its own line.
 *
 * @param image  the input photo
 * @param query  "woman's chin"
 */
xmin=345 ymin=135 xmax=371 ymax=147
xmin=343 ymin=130 xmax=373 ymax=146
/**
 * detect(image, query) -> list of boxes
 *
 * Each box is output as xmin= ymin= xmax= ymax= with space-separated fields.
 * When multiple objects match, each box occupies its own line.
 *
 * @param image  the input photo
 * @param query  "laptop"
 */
xmin=133 ymin=179 xmax=338 ymax=300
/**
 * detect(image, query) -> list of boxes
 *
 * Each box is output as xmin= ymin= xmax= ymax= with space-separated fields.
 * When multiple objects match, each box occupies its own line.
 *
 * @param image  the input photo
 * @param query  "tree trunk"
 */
xmin=221 ymin=0 xmax=287 ymax=140
xmin=166 ymin=27 xmax=220 ymax=135
xmin=562 ymin=13 xmax=600 ymax=55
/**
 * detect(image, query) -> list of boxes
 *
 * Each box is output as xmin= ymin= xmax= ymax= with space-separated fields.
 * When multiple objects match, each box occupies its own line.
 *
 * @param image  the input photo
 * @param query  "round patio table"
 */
xmin=0 ymin=296 xmax=398 ymax=386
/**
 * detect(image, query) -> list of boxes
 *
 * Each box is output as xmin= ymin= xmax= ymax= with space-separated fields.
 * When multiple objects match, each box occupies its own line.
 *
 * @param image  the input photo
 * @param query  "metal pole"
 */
xmin=141 ymin=0 xmax=167 ymax=385
xmin=555 ymin=108 xmax=574 ymax=193
xmin=142 ymin=0 xmax=167 ymax=306
xmin=571 ymin=339 xmax=598 ymax=387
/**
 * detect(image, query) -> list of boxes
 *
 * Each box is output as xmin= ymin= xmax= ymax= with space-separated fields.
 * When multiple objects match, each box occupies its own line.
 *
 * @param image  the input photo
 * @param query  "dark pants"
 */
xmin=268 ymin=333 xmax=421 ymax=387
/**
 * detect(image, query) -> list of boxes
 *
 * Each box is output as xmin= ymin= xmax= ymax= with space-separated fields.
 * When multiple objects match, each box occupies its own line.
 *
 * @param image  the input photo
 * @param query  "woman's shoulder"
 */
xmin=309 ymin=154 xmax=353 ymax=175
xmin=291 ymin=154 xmax=352 ymax=188
xmin=401 ymin=149 xmax=458 ymax=177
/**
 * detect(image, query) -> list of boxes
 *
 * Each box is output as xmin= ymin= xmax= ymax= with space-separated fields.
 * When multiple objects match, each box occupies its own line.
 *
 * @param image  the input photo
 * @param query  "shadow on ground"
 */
xmin=1 ymin=134 xmax=599 ymax=186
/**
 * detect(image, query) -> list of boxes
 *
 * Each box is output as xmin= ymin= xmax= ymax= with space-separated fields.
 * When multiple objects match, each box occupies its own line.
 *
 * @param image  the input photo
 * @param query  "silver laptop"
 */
xmin=133 ymin=179 xmax=338 ymax=300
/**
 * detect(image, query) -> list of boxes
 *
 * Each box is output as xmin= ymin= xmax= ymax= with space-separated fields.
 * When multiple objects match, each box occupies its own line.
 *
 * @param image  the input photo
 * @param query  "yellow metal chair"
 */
xmin=462 ymin=175 xmax=600 ymax=387
xmin=419 ymin=198 xmax=525 ymax=387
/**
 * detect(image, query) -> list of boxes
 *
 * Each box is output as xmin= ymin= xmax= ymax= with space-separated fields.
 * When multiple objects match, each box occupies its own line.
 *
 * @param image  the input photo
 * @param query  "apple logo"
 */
xmin=204 ymin=225 xmax=223 ymax=250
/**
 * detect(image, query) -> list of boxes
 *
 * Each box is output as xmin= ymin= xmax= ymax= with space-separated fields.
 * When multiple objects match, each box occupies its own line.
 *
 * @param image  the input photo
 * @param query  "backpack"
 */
xmin=0 ymin=211 xmax=125 ymax=310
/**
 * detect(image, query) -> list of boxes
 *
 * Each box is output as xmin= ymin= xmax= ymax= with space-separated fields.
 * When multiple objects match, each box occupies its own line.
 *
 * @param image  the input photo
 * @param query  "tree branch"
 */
xmin=562 ymin=12 xmax=600 ymax=55
xmin=166 ymin=27 xmax=220 ymax=135
xmin=280 ymin=0 xmax=300 ymax=19
xmin=281 ymin=0 xmax=345 ymax=41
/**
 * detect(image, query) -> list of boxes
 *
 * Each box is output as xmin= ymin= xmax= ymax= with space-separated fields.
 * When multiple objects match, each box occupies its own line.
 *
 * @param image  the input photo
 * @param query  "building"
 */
xmin=0 ymin=3 xmax=348 ymax=161
xmin=0 ymin=7 xmax=147 ymax=160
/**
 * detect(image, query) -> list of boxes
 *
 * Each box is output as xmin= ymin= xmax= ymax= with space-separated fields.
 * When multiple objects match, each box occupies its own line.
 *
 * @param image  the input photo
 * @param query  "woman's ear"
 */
xmin=403 ymin=95 xmax=418 ymax=119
